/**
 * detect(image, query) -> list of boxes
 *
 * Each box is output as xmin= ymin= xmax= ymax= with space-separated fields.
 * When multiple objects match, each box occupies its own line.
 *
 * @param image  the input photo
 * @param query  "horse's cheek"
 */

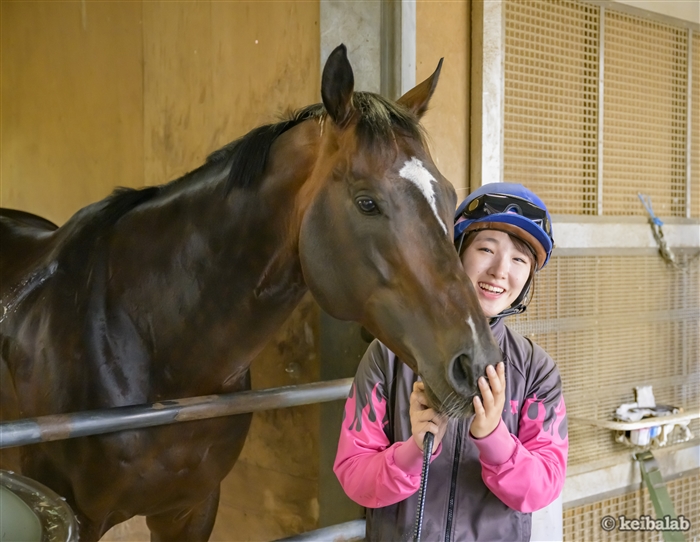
xmin=299 ymin=199 xmax=360 ymax=321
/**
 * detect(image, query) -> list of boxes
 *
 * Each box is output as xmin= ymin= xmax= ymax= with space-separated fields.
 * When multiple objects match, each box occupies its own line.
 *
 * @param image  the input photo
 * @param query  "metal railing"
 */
xmin=276 ymin=519 xmax=366 ymax=542
xmin=0 ymin=378 xmax=353 ymax=449
xmin=0 ymin=377 xmax=365 ymax=541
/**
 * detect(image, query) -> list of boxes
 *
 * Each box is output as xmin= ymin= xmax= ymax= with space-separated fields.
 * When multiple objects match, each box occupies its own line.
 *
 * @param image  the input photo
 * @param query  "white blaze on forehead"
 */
xmin=466 ymin=316 xmax=477 ymax=338
xmin=398 ymin=157 xmax=448 ymax=235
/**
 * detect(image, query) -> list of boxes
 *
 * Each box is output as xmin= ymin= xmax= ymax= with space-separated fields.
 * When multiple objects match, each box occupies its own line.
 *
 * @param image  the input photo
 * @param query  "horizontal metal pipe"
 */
xmin=276 ymin=519 xmax=366 ymax=542
xmin=0 ymin=378 xmax=353 ymax=449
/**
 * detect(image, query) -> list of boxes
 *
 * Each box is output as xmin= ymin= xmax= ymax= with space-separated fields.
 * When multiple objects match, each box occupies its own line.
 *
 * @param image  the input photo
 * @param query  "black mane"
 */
xmin=90 ymin=92 xmax=424 ymax=226
xmin=210 ymin=92 xmax=424 ymax=193
xmin=208 ymin=103 xmax=324 ymax=193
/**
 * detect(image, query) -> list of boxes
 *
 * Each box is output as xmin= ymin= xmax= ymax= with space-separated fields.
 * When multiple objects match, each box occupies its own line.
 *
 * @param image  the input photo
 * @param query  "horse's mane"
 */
xmin=208 ymin=103 xmax=324 ymax=193
xmin=210 ymin=92 xmax=424 ymax=193
xmin=77 ymin=92 xmax=424 ymax=230
xmin=13 ymin=91 xmax=427 ymax=298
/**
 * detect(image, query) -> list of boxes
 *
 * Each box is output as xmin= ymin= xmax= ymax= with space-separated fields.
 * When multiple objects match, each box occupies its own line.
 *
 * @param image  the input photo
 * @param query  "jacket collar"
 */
xmin=489 ymin=317 xmax=506 ymax=343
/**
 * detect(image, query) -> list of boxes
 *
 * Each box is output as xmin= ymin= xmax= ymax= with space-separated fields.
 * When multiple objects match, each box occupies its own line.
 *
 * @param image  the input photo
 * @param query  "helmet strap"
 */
xmin=455 ymin=231 xmax=467 ymax=256
xmin=496 ymin=273 xmax=534 ymax=318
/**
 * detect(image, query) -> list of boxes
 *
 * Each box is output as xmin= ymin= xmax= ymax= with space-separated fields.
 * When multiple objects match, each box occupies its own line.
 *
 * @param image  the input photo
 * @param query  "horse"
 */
xmin=0 ymin=44 xmax=502 ymax=541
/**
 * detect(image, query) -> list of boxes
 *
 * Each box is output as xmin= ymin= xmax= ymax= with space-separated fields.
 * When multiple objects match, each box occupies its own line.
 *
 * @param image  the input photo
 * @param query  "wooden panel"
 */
xmin=143 ymin=0 xmax=321 ymax=186
xmin=210 ymin=1 xmax=321 ymax=131
xmin=416 ymin=0 xmax=470 ymax=198
xmin=141 ymin=1 xmax=216 ymax=186
xmin=0 ymin=1 xmax=144 ymax=224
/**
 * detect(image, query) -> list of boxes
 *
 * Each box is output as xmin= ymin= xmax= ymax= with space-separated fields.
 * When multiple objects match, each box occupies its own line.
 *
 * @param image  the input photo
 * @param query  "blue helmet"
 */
xmin=454 ymin=183 xmax=554 ymax=270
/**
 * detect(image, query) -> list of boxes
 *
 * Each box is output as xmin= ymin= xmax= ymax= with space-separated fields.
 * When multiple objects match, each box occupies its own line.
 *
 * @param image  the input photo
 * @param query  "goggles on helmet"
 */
xmin=459 ymin=193 xmax=553 ymax=238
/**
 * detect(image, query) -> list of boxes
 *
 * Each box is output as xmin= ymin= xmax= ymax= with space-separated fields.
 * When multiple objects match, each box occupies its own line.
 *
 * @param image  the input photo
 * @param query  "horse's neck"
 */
xmin=105 ymin=122 xmax=322 ymax=393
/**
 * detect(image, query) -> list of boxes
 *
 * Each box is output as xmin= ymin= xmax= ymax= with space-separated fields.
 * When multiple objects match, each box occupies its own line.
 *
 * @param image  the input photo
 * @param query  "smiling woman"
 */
xmin=334 ymin=182 xmax=569 ymax=542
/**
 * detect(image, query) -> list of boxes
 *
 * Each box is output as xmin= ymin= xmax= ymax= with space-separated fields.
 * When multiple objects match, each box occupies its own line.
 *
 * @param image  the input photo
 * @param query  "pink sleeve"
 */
xmin=471 ymin=396 xmax=568 ymax=513
xmin=333 ymin=382 xmax=442 ymax=508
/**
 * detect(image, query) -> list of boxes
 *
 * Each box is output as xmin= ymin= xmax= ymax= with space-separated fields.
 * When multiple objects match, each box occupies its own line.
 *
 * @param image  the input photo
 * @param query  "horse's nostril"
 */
xmin=451 ymin=353 xmax=474 ymax=389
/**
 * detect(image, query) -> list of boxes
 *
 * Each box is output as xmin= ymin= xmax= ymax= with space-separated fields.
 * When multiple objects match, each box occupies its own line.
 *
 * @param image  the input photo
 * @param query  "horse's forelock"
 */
xmin=351 ymin=92 xmax=426 ymax=150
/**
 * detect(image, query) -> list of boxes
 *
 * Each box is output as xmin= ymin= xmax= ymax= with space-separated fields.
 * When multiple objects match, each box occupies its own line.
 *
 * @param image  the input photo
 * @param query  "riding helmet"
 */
xmin=454 ymin=182 xmax=554 ymax=270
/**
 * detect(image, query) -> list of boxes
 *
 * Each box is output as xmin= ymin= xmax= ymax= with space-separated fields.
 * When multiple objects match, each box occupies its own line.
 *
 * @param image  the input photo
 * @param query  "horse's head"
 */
xmin=298 ymin=45 xmax=502 ymax=417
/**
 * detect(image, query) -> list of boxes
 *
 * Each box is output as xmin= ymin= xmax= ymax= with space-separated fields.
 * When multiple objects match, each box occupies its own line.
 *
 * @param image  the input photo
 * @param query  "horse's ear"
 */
xmin=397 ymin=58 xmax=443 ymax=119
xmin=321 ymin=44 xmax=355 ymax=127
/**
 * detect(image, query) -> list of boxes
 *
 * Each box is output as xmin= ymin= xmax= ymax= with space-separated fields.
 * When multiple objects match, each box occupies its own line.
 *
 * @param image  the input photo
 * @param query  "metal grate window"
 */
xmin=504 ymin=0 xmax=600 ymax=214
xmin=563 ymin=471 xmax=700 ymax=541
xmin=504 ymin=0 xmax=697 ymax=218
xmin=603 ymin=11 xmax=689 ymax=217
xmin=509 ymin=254 xmax=700 ymax=467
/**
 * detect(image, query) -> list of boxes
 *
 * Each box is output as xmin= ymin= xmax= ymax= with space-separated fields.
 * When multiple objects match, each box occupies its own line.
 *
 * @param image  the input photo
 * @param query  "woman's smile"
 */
xmin=477 ymin=281 xmax=506 ymax=296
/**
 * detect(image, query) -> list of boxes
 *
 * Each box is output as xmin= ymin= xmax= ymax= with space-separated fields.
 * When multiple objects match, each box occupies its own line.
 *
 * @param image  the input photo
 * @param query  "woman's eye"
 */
xmin=356 ymin=197 xmax=379 ymax=215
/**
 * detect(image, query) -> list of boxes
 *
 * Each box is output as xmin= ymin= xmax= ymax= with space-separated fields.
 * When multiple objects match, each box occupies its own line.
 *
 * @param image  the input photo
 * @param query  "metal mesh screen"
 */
xmin=504 ymin=0 xmax=696 ymax=218
xmin=692 ymin=32 xmax=700 ymax=219
xmin=563 ymin=471 xmax=700 ymax=541
xmin=602 ymin=11 xmax=689 ymax=217
xmin=504 ymin=0 xmax=600 ymax=214
xmin=509 ymin=253 xmax=700 ymax=467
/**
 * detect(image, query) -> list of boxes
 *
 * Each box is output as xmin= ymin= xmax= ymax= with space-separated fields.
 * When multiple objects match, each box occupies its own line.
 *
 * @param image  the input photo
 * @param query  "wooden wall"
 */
xmin=1 ymin=1 xmax=320 ymax=224
xmin=417 ymin=1 xmax=471 ymax=199
xmin=1 ymin=1 xmax=144 ymax=223
xmin=2 ymin=2 xmax=322 ymax=541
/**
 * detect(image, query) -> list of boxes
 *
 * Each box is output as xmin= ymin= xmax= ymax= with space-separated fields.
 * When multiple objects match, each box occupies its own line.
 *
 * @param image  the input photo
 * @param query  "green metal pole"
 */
xmin=634 ymin=451 xmax=686 ymax=542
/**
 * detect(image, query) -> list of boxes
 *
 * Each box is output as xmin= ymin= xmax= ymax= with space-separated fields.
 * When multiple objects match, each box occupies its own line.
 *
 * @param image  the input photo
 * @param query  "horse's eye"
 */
xmin=356 ymin=197 xmax=379 ymax=215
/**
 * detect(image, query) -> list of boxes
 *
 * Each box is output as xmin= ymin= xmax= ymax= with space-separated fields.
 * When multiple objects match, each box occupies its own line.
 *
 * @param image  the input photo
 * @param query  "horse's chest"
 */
xmin=129 ymin=415 xmax=249 ymax=470
xmin=70 ymin=414 xmax=253 ymax=516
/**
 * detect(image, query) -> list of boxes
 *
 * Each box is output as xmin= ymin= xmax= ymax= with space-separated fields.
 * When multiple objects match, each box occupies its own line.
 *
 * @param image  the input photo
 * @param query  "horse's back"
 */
xmin=0 ymin=208 xmax=58 ymax=230
xmin=0 ymin=208 xmax=58 ymax=289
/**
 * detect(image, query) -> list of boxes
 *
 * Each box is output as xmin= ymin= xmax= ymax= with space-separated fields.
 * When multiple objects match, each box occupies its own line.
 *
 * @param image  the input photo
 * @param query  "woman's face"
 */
xmin=460 ymin=229 xmax=533 ymax=318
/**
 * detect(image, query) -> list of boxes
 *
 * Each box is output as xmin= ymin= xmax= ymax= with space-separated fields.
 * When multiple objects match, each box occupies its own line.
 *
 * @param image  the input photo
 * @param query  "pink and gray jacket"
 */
xmin=333 ymin=318 xmax=568 ymax=542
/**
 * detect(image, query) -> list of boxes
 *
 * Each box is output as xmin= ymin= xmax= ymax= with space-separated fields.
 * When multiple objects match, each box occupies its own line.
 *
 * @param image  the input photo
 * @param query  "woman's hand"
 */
xmin=410 ymin=381 xmax=448 ymax=452
xmin=469 ymin=362 xmax=506 ymax=439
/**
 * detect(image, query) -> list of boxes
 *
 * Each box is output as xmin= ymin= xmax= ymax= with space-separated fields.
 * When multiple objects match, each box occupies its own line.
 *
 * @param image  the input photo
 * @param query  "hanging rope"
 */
xmin=637 ymin=193 xmax=699 ymax=272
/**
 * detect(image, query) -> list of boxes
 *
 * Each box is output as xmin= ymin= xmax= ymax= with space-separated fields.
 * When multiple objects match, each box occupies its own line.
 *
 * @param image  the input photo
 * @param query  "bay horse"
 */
xmin=0 ymin=45 xmax=501 ymax=541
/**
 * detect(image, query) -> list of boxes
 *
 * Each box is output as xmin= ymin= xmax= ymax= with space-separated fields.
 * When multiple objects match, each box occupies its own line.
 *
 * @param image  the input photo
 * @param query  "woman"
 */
xmin=333 ymin=183 xmax=568 ymax=541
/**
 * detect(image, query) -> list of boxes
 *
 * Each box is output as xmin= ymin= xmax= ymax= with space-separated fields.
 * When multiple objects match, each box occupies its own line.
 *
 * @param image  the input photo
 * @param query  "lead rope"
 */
xmin=413 ymin=431 xmax=435 ymax=542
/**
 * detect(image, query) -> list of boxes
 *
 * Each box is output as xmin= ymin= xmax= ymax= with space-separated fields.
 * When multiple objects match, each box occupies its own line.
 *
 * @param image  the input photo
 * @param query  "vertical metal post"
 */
xmin=380 ymin=0 xmax=416 ymax=100
xmin=318 ymin=313 xmax=367 ymax=529
xmin=597 ymin=6 xmax=606 ymax=216
xmin=471 ymin=0 xmax=506 ymax=188
xmin=686 ymin=29 xmax=693 ymax=219
xmin=400 ymin=1 xmax=416 ymax=95
xmin=380 ymin=0 xmax=400 ymax=100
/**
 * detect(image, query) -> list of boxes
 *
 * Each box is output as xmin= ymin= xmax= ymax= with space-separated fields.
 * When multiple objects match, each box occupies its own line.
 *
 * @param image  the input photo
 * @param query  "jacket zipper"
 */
xmin=444 ymin=423 xmax=463 ymax=542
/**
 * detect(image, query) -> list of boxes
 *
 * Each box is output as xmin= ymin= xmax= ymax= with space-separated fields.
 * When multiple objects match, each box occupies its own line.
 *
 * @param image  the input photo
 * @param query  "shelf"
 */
xmin=569 ymin=409 xmax=700 ymax=431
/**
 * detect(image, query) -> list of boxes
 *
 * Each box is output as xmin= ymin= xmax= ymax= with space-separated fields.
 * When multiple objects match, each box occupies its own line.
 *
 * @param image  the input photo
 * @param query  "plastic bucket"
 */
xmin=0 ymin=470 xmax=78 ymax=542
